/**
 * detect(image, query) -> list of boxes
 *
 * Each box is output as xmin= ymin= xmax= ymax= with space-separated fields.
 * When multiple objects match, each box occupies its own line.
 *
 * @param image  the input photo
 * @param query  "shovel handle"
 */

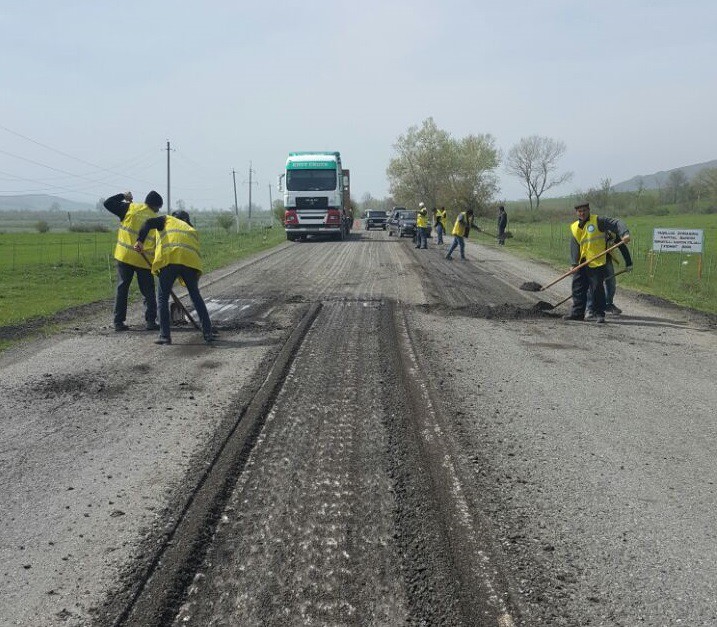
xmin=540 ymin=241 xmax=626 ymax=291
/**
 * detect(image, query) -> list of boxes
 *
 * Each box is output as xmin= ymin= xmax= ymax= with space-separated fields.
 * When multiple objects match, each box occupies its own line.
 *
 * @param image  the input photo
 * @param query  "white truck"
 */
xmin=280 ymin=151 xmax=352 ymax=241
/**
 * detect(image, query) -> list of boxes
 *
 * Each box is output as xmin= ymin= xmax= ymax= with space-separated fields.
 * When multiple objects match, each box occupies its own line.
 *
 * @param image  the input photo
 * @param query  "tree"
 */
xmin=449 ymin=134 xmax=500 ymax=217
xmin=691 ymin=168 xmax=717 ymax=203
xmin=216 ymin=213 xmax=235 ymax=232
xmin=665 ymin=170 xmax=689 ymax=204
xmin=386 ymin=118 xmax=500 ymax=215
xmin=96 ymin=198 xmax=106 ymax=212
xmin=386 ymin=117 xmax=454 ymax=209
xmin=505 ymin=136 xmax=573 ymax=209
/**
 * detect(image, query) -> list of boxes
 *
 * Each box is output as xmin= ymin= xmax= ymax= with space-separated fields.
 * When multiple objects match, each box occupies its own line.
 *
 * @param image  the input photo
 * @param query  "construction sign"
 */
xmin=652 ymin=228 xmax=704 ymax=253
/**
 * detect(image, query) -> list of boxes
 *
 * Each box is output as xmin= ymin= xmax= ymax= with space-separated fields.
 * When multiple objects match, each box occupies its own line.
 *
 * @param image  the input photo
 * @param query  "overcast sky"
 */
xmin=1 ymin=0 xmax=715 ymax=211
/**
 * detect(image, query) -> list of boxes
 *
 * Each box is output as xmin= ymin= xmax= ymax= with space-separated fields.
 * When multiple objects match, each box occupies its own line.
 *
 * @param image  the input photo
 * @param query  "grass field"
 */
xmin=0 ymin=222 xmax=285 ymax=334
xmin=473 ymin=213 xmax=717 ymax=313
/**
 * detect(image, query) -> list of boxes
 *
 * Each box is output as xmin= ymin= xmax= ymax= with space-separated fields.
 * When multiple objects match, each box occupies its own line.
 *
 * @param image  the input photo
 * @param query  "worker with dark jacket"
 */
xmin=497 ymin=205 xmax=508 ymax=245
xmin=104 ymin=190 xmax=163 ymax=331
xmin=134 ymin=210 xmax=214 ymax=345
xmin=564 ymin=202 xmax=630 ymax=323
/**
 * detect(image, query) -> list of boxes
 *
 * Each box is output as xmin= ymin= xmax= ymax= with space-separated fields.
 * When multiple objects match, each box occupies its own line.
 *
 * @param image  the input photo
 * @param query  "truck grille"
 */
xmin=296 ymin=196 xmax=329 ymax=209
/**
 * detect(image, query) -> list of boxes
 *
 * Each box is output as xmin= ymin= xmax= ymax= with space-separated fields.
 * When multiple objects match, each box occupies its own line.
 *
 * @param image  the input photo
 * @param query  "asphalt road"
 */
xmin=1 ymin=228 xmax=715 ymax=626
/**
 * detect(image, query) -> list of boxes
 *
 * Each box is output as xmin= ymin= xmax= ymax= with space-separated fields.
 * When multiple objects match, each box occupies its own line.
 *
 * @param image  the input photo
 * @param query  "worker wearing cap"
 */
xmin=415 ymin=202 xmax=429 ymax=249
xmin=564 ymin=202 xmax=630 ymax=323
xmin=104 ymin=190 xmax=163 ymax=332
xmin=134 ymin=210 xmax=214 ymax=345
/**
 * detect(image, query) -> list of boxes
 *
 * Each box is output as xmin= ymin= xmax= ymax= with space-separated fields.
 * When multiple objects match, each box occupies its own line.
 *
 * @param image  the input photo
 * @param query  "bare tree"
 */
xmin=505 ymin=136 xmax=573 ymax=209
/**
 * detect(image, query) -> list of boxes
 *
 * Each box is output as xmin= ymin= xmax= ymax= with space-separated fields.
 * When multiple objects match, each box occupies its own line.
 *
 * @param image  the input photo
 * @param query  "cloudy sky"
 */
xmin=1 ymin=0 xmax=715 ymax=211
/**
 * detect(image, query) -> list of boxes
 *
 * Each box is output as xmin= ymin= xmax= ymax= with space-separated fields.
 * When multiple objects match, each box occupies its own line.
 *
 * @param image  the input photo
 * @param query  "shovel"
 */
xmin=534 ymin=268 xmax=630 ymax=311
xmin=520 ymin=240 xmax=626 ymax=292
xmin=137 ymin=250 xmax=201 ymax=330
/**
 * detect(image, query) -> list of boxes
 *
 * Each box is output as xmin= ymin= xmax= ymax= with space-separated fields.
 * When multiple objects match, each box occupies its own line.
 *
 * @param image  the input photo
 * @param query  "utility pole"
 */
xmin=268 ymin=184 xmax=273 ymax=214
xmin=165 ymin=140 xmax=172 ymax=214
xmin=232 ymin=169 xmax=240 ymax=232
xmin=247 ymin=161 xmax=255 ymax=222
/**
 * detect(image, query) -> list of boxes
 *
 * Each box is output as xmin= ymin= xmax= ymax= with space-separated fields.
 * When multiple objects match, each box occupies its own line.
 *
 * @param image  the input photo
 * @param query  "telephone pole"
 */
xmin=165 ymin=140 xmax=172 ymax=214
xmin=232 ymin=169 xmax=239 ymax=232
xmin=247 ymin=162 xmax=255 ymax=222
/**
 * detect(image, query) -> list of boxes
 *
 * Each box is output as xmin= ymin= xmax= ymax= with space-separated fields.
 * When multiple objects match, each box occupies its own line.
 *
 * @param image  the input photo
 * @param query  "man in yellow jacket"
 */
xmin=134 ymin=210 xmax=214 ymax=345
xmin=104 ymin=190 xmax=163 ymax=331
xmin=445 ymin=209 xmax=474 ymax=260
xmin=564 ymin=202 xmax=630 ymax=323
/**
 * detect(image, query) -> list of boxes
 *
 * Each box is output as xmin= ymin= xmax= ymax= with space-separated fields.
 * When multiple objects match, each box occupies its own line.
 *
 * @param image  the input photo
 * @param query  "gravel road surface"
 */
xmin=1 ymin=229 xmax=715 ymax=626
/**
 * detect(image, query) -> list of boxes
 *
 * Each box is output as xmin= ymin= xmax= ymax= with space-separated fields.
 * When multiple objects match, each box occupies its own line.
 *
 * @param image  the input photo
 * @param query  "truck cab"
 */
xmin=281 ymin=152 xmax=351 ymax=241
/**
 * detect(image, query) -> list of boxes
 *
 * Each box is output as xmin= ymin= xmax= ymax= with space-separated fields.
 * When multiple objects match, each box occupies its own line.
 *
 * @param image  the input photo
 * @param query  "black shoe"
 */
xmin=114 ymin=323 xmax=130 ymax=332
xmin=145 ymin=322 xmax=160 ymax=331
xmin=154 ymin=336 xmax=172 ymax=345
xmin=596 ymin=316 xmax=606 ymax=323
xmin=563 ymin=314 xmax=584 ymax=321
xmin=584 ymin=312 xmax=597 ymax=321
xmin=605 ymin=305 xmax=622 ymax=315
xmin=203 ymin=334 xmax=216 ymax=344
xmin=445 ymin=255 xmax=452 ymax=260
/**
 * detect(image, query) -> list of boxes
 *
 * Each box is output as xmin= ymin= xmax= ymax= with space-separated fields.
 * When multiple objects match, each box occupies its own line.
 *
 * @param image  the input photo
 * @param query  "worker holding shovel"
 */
xmin=134 ymin=210 xmax=215 ymax=345
xmin=104 ymin=190 xmax=163 ymax=332
xmin=564 ymin=202 xmax=630 ymax=323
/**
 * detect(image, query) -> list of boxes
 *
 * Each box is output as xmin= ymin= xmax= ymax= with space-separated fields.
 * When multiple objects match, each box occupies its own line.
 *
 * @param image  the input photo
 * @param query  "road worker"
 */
xmin=445 ymin=208 xmax=474 ymax=260
xmin=104 ymin=190 xmax=163 ymax=332
xmin=433 ymin=206 xmax=447 ymax=244
xmin=134 ymin=210 xmax=214 ymax=345
xmin=564 ymin=202 xmax=630 ymax=323
xmin=415 ymin=202 xmax=429 ymax=249
xmin=586 ymin=228 xmax=633 ymax=317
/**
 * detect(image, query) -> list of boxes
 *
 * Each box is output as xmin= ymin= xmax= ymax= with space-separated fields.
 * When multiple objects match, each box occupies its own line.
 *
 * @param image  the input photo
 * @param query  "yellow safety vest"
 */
xmin=451 ymin=212 xmax=468 ymax=237
xmin=114 ymin=203 xmax=157 ymax=268
xmin=435 ymin=209 xmax=447 ymax=227
xmin=152 ymin=215 xmax=203 ymax=274
xmin=570 ymin=214 xmax=607 ymax=268
xmin=417 ymin=210 xmax=428 ymax=228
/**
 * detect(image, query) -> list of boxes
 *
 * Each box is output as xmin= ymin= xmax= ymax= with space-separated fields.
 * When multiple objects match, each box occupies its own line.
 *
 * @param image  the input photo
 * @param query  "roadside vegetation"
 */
xmin=0 ymin=212 xmax=284 ymax=337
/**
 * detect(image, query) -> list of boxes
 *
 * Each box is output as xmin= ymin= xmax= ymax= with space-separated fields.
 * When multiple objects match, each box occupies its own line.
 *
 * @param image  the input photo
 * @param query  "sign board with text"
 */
xmin=652 ymin=228 xmax=704 ymax=253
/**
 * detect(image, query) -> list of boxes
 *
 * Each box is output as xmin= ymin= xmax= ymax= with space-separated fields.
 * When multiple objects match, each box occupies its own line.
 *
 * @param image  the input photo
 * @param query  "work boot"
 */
xmin=154 ymin=336 xmax=172 ymax=345
xmin=584 ymin=312 xmax=597 ymax=321
xmin=114 ymin=323 xmax=130 ymax=332
xmin=145 ymin=321 xmax=160 ymax=331
xmin=563 ymin=313 xmax=584 ymax=321
xmin=445 ymin=255 xmax=452 ymax=260
xmin=605 ymin=305 xmax=622 ymax=315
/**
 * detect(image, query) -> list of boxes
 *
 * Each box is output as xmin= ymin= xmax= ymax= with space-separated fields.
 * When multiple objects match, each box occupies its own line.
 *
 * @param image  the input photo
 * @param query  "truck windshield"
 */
xmin=286 ymin=169 xmax=337 ymax=192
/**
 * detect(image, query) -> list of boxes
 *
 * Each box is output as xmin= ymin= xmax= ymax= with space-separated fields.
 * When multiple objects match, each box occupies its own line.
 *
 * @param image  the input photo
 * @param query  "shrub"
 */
xmin=36 ymin=220 xmax=50 ymax=233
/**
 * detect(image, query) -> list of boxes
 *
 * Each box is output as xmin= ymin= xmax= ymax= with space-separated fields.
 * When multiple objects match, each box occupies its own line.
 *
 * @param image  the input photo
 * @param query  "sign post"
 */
xmin=652 ymin=228 xmax=705 ymax=279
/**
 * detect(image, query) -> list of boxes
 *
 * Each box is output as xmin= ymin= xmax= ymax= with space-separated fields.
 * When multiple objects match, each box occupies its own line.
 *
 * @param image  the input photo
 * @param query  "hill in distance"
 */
xmin=612 ymin=159 xmax=717 ymax=193
xmin=0 ymin=194 xmax=95 ymax=212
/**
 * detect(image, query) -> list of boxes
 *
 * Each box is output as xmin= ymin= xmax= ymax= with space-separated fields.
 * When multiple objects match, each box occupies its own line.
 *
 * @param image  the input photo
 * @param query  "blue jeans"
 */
xmin=415 ymin=227 xmax=427 ymax=248
xmin=571 ymin=265 xmax=606 ymax=317
xmin=435 ymin=222 xmax=444 ymax=244
xmin=157 ymin=264 xmax=212 ymax=340
xmin=114 ymin=261 xmax=157 ymax=326
xmin=446 ymin=236 xmax=465 ymax=258
xmin=586 ymin=259 xmax=616 ymax=311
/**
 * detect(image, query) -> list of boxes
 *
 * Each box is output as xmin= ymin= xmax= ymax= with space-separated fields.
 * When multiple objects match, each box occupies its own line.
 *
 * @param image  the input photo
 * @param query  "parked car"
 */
xmin=387 ymin=209 xmax=416 ymax=238
xmin=387 ymin=208 xmax=432 ymax=239
xmin=364 ymin=210 xmax=388 ymax=230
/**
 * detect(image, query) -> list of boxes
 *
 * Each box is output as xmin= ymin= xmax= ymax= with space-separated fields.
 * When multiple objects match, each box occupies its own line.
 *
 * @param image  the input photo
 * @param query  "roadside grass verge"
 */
xmin=0 ymin=225 xmax=285 ymax=329
xmin=473 ymin=213 xmax=717 ymax=314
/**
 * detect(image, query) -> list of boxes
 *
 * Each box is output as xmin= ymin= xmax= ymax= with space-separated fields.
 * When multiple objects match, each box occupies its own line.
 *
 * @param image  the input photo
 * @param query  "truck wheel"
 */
xmin=287 ymin=233 xmax=296 ymax=242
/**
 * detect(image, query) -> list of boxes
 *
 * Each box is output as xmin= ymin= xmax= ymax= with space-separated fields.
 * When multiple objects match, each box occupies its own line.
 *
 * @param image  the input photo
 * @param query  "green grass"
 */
xmin=474 ymin=213 xmax=717 ymax=314
xmin=0 ymin=224 xmax=285 ymax=328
